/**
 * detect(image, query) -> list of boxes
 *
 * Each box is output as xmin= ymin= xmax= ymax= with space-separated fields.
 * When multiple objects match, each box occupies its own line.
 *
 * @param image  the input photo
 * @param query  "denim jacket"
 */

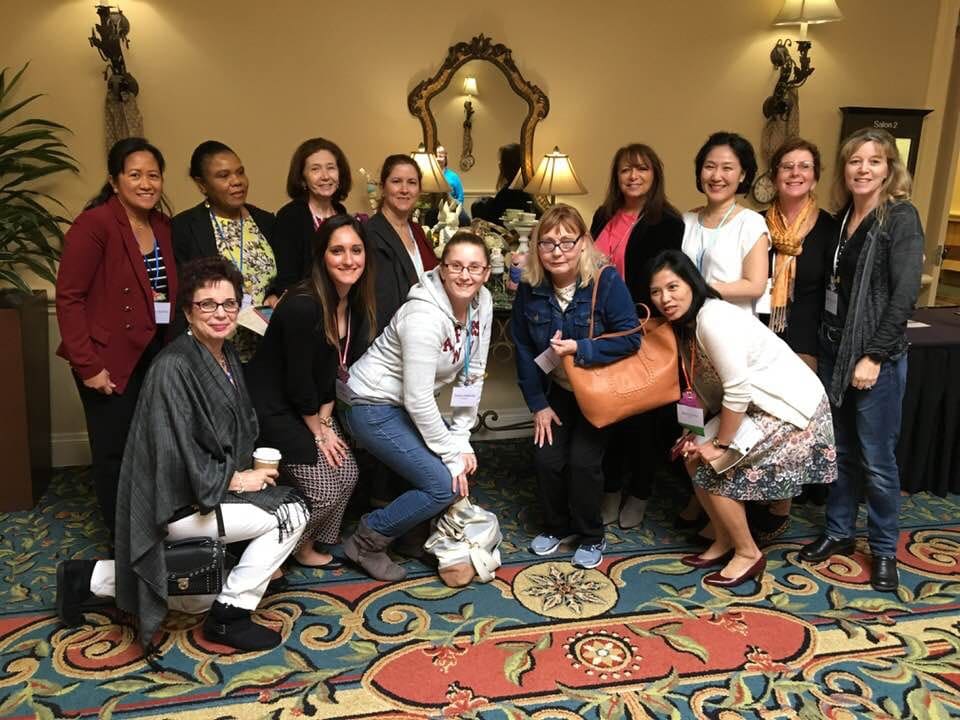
xmin=511 ymin=267 xmax=641 ymax=412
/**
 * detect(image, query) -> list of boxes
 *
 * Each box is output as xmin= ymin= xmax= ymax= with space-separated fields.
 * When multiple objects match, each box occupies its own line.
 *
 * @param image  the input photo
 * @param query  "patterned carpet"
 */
xmin=2 ymin=439 xmax=960 ymax=719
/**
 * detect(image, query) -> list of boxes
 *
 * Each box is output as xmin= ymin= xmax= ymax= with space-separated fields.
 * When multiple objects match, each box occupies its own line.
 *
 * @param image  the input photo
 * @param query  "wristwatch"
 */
xmin=712 ymin=439 xmax=731 ymax=450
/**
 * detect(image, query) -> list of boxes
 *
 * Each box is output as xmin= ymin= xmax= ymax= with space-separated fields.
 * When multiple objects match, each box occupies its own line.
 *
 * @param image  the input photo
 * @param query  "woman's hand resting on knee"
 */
xmin=229 ymin=468 xmax=279 ymax=493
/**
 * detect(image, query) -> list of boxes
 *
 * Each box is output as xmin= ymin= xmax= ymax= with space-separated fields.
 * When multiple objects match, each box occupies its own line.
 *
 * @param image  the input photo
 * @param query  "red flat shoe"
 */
xmin=704 ymin=556 xmax=766 ymax=587
xmin=681 ymin=549 xmax=734 ymax=568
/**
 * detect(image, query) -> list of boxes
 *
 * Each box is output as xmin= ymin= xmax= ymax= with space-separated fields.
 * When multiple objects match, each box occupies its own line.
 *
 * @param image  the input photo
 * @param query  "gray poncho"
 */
xmin=113 ymin=333 xmax=302 ymax=648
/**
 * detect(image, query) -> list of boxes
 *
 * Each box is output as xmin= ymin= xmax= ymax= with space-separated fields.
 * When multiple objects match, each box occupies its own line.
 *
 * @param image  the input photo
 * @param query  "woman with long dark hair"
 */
xmin=591 ymin=143 xmax=684 ymax=529
xmin=56 ymin=137 xmax=178 ymax=535
xmin=247 ymin=215 xmax=376 ymax=568
xmin=648 ymin=250 xmax=835 ymax=588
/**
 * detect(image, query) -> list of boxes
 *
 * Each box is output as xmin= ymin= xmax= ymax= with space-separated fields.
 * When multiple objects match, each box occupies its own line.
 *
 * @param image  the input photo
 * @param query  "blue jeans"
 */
xmin=341 ymin=404 xmax=455 ymax=538
xmin=819 ymin=334 xmax=907 ymax=557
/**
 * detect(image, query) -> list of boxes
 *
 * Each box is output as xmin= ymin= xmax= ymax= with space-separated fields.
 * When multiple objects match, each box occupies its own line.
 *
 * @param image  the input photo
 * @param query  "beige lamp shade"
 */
xmin=523 ymin=146 xmax=588 ymax=200
xmin=410 ymin=143 xmax=452 ymax=194
xmin=462 ymin=76 xmax=478 ymax=97
xmin=773 ymin=0 xmax=842 ymax=36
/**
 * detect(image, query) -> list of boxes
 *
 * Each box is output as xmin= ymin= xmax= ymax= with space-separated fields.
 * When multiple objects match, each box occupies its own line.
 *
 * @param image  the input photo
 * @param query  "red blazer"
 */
xmin=56 ymin=195 xmax=178 ymax=394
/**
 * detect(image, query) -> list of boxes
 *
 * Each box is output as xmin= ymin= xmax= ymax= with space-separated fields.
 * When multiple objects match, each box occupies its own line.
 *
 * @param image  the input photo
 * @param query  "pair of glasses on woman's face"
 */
xmin=777 ymin=161 xmax=814 ymax=173
xmin=443 ymin=262 xmax=489 ymax=277
xmin=538 ymin=234 xmax=583 ymax=253
xmin=193 ymin=299 xmax=241 ymax=314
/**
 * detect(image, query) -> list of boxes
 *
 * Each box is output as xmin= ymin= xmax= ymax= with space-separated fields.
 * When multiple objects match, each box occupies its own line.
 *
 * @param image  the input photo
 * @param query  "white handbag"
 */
xmin=424 ymin=497 xmax=502 ymax=586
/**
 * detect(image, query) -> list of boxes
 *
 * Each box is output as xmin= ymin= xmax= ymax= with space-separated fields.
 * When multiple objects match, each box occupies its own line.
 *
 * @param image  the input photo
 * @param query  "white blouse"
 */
xmin=682 ymin=208 xmax=769 ymax=314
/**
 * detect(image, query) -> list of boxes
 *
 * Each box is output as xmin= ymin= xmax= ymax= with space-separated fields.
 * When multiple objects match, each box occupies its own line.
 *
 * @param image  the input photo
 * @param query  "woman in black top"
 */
xmin=247 ymin=215 xmax=376 ymax=567
xmin=471 ymin=143 xmax=541 ymax=223
xmin=272 ymin=137 xmax=354 ymax=293
xmin=764 ymin=138 xmax=837 ymax=369
xmin=590 ymin=144 xmax=684 ymax=530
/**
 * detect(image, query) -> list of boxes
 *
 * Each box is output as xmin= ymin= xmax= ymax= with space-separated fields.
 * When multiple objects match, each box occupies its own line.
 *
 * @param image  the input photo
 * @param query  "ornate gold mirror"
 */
xmin=408 ymin=35 xmax=549 ymax=190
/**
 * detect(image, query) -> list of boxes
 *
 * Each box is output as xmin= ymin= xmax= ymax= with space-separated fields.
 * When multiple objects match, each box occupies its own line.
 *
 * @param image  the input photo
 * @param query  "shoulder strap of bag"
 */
xmin=215 ymin=505 xmax=225 ymax=538
xmin=586 ymin=265 xmax=649 ymax=340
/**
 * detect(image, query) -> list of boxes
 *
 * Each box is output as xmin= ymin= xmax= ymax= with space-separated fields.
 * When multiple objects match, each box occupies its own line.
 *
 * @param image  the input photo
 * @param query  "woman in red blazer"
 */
xmin=56 ymin=137 xmax=178 ymax=536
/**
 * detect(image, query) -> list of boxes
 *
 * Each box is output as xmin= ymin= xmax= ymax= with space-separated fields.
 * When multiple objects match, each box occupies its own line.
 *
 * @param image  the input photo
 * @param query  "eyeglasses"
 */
xmin=193 ymin=299 xmax=241 ymax=314
xmin=537 ymin=234 xmax=582 ymax=253
xmin=443 ymin=262 xmax=489 ymax=277
xmin=777 ymin=161 xmax=814 ymax=172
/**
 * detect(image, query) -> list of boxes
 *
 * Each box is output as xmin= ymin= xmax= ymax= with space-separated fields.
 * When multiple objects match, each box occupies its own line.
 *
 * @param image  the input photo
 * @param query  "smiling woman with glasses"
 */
xmin=337 ymin=231 xmax=493 ymax=582
xmin=511 ymin=204 xmax=640 ymax=570
xmin=56 ymin=256 xmax=309 ymax=654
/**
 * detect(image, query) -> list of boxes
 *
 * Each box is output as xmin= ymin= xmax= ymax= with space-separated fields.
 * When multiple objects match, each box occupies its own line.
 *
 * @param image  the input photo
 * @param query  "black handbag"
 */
xmin=165 ymin=506 xmax=228 ymax=596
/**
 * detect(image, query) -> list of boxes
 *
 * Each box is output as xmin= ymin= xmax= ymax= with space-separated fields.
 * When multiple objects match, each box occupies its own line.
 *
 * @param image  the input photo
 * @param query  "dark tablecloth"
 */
xmin=898 ymin=306 xmax=960 ymax=496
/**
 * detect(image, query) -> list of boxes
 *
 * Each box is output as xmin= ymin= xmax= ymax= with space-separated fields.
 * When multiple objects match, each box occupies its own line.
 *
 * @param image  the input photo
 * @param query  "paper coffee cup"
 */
xmin=253 ymin=447 xmax=281 ymax=470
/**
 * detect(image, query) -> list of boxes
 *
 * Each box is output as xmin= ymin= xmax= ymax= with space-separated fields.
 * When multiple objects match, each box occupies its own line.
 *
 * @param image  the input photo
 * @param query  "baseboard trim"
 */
xmin=52 ymin=432 xmax=90 ymax=467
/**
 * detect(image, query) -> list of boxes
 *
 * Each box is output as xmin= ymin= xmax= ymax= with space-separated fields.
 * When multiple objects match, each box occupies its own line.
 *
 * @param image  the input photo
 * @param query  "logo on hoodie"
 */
xmin=440 ymin=320 xmax=481 ymax=363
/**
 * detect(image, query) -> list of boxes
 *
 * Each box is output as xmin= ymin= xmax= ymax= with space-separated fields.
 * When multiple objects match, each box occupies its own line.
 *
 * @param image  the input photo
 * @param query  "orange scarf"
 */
xmin=766 ymin=196 xmax=816 ymax=333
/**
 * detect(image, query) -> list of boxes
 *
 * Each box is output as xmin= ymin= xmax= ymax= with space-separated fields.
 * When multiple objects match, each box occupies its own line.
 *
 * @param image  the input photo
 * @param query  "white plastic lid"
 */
xmin=253 ymin=447 xmax=282 ymax=461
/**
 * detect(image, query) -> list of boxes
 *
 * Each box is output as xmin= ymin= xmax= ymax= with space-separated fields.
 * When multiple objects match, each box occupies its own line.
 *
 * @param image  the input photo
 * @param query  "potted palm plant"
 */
xmin=0 ymin=63 xmax=78 ymax=510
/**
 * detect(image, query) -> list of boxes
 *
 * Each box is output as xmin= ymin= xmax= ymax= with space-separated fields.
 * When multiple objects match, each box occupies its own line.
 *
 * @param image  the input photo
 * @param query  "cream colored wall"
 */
xmin=3 ymin=0 xmax=950 ymax=465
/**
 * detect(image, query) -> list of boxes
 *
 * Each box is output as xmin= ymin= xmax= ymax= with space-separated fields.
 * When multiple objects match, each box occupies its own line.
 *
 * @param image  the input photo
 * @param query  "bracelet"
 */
xmin=235 ymin=474 xmax=245 ymax=494
xmin=712 ymin=439 xmax=730 ymax=450
xmin=318 ymin=416 xmax=334 ymax=428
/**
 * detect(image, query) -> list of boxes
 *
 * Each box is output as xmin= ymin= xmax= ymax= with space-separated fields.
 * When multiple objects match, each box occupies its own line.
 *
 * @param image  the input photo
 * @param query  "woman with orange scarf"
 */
xmin=765 ymin=138 xmax=838 ymax=370
xmin=753 ymin=137 xmax=839 ymax=535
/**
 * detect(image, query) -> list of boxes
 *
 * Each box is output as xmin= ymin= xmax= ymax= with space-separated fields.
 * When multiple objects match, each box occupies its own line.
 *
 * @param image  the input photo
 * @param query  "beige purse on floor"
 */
xmin=424 ymin=497 xmax=502 ymax=587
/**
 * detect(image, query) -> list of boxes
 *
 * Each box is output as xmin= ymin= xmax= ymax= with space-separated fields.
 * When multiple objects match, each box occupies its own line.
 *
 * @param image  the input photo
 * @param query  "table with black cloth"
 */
xmin=898 ymin=306 xmax=960 ymax=496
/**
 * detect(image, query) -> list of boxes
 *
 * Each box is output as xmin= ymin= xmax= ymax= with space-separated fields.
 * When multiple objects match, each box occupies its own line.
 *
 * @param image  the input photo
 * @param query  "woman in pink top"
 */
xmin=589 ymin=143 xmax=684 ymax=529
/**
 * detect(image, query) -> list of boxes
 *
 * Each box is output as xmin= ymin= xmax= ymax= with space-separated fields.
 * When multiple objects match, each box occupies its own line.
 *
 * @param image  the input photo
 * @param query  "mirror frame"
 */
xmin=408 ymin=34 xmax=550 ymax=188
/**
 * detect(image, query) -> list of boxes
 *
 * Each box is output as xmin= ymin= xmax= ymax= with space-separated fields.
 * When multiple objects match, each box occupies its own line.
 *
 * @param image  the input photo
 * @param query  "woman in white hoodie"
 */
xmin=339 ymin=231 xmax=493 ymax=581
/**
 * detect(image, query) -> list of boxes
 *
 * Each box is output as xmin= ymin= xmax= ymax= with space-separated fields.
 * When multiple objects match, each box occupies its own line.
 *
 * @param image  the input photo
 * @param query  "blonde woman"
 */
xmin=511 ymin=205 xmax=640 ymax=568
xmin=800 ymin=128 xmax=924 ymax=593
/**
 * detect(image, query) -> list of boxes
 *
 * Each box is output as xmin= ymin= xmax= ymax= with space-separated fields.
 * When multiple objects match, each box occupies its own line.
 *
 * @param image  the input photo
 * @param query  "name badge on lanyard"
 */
xmin=450 ymin=310 xmax=480 ymax=408
xmin=154 ymin=302 xmax=171 ymax=324
xmin=676 ymin=340 xmax=706 ymax=436
xmin=827 ymin=208 xmax=850 ymax=317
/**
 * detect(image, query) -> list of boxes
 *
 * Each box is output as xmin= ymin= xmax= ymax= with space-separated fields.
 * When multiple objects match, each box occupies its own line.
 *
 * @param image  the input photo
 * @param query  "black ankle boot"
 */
xmin=202 ymin=601 xmax=281 ymax=651
xmin=56 ymin=560 xmax=109 ymax=626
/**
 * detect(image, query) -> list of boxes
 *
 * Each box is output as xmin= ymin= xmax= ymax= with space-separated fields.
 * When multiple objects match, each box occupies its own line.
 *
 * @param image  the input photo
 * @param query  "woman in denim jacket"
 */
xmin=799 ymin=128 xmax=924 ymax=593
xmin=511 ymin=205 xmax=640 ymax=569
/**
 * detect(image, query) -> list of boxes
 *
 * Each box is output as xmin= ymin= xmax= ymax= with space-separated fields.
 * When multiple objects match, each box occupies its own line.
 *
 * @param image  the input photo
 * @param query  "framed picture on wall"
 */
xmin=839 ymin=107 xmax=932 ymax=177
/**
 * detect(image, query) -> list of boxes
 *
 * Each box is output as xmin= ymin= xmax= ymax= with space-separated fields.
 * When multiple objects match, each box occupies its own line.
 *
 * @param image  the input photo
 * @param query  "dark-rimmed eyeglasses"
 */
xmin=193 ymin=299 xmax=241 ymax=314
xmin=537 ymin=234 xmax=582 ymax=253
xmin=443 ymin=262 xmax=489 ymax=277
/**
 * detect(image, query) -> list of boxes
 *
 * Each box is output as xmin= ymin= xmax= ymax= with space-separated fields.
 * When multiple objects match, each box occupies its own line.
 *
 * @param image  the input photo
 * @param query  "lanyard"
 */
xmin=679 ymin=334 xmax=697 ymax=392
xmin=460 ymin=308 xmax=474 ymax=382
xmin=832 ymin=207 xmax=852 ymax=282
xmin=334 ymin=308 xmax=351 ymax=369
xmin=210 ymin=209 xmax=244 ymax=273
xmin=696 ymin=202 xmax=737 ymax=272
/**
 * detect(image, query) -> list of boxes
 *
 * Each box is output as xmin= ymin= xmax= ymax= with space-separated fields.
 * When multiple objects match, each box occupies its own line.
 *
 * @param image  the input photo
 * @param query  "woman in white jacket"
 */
xmin=649 ymin=250 xmax=836 ymax=588
xmin=339 ymin=231 xmax=493 ymax=581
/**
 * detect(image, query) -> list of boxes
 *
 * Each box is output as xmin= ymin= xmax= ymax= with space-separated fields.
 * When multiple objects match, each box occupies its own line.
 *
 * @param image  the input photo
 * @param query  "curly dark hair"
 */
xmin=175 ymin=256 xmax=244 ymax=315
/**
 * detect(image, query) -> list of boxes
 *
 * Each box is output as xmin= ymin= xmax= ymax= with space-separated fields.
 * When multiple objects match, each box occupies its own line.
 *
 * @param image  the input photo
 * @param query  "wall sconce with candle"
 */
xmin=460 ymin=76 xmax=478 ymax=171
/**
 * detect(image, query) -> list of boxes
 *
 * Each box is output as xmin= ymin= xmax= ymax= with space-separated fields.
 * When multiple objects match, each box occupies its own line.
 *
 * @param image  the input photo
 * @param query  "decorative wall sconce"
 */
xmin=410 ymin=143 xmax=452 ymax=194
xmin=763 ymin=0 xmax=843 ymax=120
xmin=523 ymin=146 xmax=588 ymax=206
xmin=460 ymin=77 xmax=478 ymax=172
xmin=89 ymin=4 xmax=138 ymax=99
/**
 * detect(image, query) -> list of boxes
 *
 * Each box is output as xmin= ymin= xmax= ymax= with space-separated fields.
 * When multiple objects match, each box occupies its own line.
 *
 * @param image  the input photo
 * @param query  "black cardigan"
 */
xmin=590 ymin=207 xmax=684 ymax=309
xmin=272 ymin=198 xmax=349 ymax=293
xmin=171 ymin=201 xmax=281 ymax=297
xmin=367 ymin=212 xmax=438 ymax=333
xmin=245 ymin=291 xmax=369 ymax=464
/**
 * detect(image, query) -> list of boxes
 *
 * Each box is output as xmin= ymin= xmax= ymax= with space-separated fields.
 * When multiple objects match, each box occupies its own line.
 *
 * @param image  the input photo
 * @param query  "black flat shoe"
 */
xmin=798 ymin=535 xmax=856 ymax=563
xmin=674 ymin=512 xmax=706 ymax=531
xmin=871 ymin=556 xmax=899 ymax=593
xmin=704 ymin=556 xmax=766 ymax=588
xmin=290 ymin=556 xmax=344 ymax=569
xmin=56 ymin=560 xmax=110 ymax=626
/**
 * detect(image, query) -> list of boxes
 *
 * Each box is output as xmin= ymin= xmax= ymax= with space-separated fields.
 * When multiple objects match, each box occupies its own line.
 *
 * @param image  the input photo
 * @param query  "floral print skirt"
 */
xmin=693 ymin=395 xmax=837 ymax=501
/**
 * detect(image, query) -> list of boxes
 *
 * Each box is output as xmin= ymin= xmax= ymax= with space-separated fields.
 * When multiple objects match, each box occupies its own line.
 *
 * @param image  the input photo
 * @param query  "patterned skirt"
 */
xmin=693 ymin=395 xmax=837 ymax=501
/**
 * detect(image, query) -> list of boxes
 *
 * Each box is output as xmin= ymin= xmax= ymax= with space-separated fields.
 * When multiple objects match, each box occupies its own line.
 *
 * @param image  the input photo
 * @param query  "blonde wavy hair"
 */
xmin=832 ymin=127 xmax=912 ymax=223
xmin=523 ymin=204 xmax=607 ymax=288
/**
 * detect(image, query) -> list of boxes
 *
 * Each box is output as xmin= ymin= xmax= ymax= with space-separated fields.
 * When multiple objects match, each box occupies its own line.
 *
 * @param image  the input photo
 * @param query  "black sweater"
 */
xmin=590 ymin=207 xmax=684 ymax=310
xmin=272 ymin=198 xmax=348 ymax=293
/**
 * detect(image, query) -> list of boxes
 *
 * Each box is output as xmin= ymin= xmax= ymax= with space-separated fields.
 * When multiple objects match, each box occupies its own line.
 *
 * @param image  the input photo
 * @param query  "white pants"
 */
xmin=90 ymin=501 xmax=306 ymax=614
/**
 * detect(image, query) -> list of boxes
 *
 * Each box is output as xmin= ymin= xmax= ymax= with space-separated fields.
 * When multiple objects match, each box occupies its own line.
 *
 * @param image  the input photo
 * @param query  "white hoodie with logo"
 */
xmin=345 ymin=267 xmax=493 ymax=478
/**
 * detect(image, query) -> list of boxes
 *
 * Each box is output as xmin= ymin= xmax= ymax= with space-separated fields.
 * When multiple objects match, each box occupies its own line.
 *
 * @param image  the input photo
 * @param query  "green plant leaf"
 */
xmin=404 ymin=584 xmax=469 ymax=600
xmin=220 ymin=666 xmax=298 ymax=696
